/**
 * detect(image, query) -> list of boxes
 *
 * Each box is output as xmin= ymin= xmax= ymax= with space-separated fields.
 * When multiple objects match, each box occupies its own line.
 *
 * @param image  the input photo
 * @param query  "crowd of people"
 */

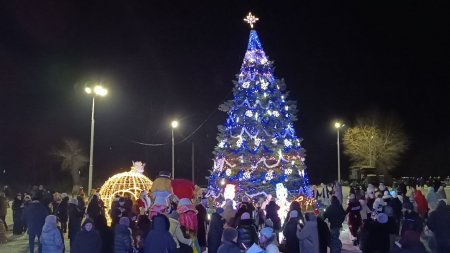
xmin=0 ymin=179 xmax=449 ymax=253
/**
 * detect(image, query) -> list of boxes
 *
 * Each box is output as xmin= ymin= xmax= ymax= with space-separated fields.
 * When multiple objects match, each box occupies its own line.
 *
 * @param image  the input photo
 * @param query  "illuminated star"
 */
xmin=244 ymin=12 xmax=259 ymax=28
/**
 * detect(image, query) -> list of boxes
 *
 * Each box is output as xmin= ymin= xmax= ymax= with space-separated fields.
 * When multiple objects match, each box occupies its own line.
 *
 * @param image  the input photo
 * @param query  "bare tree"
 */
xmin=343 ymin=112 xmax=408 ymax=173
xmin=51 ymin=139 xmax=88 ymax=192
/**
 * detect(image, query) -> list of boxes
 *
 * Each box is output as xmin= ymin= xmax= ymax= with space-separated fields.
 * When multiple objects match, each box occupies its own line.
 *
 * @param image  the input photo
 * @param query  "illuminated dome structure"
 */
xmin=99 ymin=161 xmax=153 ymax=220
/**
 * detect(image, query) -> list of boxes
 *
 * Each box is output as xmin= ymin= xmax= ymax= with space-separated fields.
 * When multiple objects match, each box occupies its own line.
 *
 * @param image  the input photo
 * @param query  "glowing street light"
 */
xmin=85 ymin=84 xmax=108 ymax=194
xmin=334 ymin=121 xmax=344 ymax=182
xmin=171 ymin=120 xmax=179 ymax=179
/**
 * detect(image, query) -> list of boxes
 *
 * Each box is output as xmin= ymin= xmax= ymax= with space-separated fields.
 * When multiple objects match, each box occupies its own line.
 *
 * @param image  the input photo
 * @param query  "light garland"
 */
xmin=98 ymin=161 xmax=153 ymax=222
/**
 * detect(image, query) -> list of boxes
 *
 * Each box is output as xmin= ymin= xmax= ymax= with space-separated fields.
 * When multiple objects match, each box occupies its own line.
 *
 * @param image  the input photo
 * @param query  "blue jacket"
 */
xmin=145 ymin=215 xmax=177 ymax=253
xmin=40 ymin=224 xmax=64 ymax=253
xmin=24 ymin=201 xmax=49 ymax=235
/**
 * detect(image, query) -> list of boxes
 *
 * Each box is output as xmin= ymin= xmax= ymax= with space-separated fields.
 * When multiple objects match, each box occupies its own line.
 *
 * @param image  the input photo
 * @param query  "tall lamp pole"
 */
xmin=85 ymin=85 xmax=108 ymax=195
xmin=334 ymin=122 xmax=344 ymax=182
xmin=171 ymin=120 xmax=179 ymax=179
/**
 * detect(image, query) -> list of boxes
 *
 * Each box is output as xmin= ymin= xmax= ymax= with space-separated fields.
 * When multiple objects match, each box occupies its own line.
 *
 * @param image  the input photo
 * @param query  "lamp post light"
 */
xmin=334 ymin=122 xmax=344 ymax=182
xmin=85 ymin=85 xmax=108 ymax=195
xmin=171 ymin=120 xmax=179 ymax=179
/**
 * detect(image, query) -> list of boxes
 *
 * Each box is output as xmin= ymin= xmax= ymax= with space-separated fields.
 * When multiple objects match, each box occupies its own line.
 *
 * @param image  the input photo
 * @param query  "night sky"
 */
xmin=1 ymin=1 xmax=449 ymax=188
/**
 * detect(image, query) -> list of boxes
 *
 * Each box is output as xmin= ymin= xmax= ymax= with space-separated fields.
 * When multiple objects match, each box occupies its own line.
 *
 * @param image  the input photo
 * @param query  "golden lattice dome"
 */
xmin=98 ymin=161 xmax=153 ymax=221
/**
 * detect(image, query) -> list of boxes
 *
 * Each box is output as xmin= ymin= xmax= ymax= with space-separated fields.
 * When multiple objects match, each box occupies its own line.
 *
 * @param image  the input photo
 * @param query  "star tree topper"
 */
xmin=244 ymin=12 xmax=259 ymax=29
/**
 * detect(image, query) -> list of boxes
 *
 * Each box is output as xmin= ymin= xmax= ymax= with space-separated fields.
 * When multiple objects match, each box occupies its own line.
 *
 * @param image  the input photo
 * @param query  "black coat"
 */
xmin=68 ymin=203 xmax=84 ymax=240
xmin=363 ymin=220 xmax=390 ymax=253
xmin=207 ymin=213 xmax=225 ymax=253
xmin=114 ymin=224 xmax=133 ymax=253
xmin=23 ymin=201 xmax=49 ymax=235
xmin=283 ymin=217 xmax=300 ymax=253
xmin=196 ymin=204 xmax=207 ymax=247
xmin=73 ymin=229 xmax=102 ymax=253
xmin=427 ymin=202 xmax=450 ymax=247
xmin=323 ymin=198 xmax=346 ymax=229
xmin=217 ymin=241 xmax=241 ymax=253
xmin=237 ymin=219 xmax=258 ymax=250
xmin=265 ymin=201 xmax=281 ymax=230
xmin=144 ymin=214 xmax=176 ymax=253
xmin=12 ymin=198 xmax=24 ymax=234
xmin=317 ymin=217 xmax=330 ymax=253
xmin=57 ymin=197 xmax=69 ymax=223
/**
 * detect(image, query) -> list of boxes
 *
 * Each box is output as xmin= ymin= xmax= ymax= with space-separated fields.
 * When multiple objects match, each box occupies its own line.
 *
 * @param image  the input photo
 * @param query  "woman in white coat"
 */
xmin=297 ymin=212 xmax=319 ymax=253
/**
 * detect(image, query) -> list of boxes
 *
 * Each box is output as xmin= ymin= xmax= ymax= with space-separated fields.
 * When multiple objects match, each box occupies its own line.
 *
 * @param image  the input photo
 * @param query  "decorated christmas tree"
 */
xmin=207 ymin=13 xmax=313 ymax=204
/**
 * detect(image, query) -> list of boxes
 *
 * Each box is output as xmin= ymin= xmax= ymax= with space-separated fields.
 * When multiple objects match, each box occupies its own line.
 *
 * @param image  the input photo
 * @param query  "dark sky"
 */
xmin=1 ymin=1 xmax=449 ymax=188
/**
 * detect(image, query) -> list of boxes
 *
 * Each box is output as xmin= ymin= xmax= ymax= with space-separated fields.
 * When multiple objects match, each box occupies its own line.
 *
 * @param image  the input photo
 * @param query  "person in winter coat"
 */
xmin=237 ymin=212 xmax=258 ymax=250
xmin=363 ymin=213 xmax=390 ymax=253
xmin=437 ymin=185 xmax=447 ymax=201
xmin=414 ymin=190 xmax=428 ymax=218
xmin=222 ymin=199 xmax=237 ymax=225
xmin=12 ymin=193 xmax=25 ymax=235
xmin=0 ymin=192 xmax=8 ymax=231
xmin=217 ymin=227 xmax=241 ymax=253
xmin=346 ymin=193 xmax=362 ymax=245
xmin=114 ymin=217 xmax=134 ymax=253
xmin=283 ymin=200 xmax=305 ymax=225
xmin=56 ymin=194 xmax=69 ymax=233
xmin=94 ymin=215 xmax=114 ymax=253
xmin=390 ymin=230 xmax=429 ymax=253
xmin=73 ymin=218 xmax=102 ymax=253
xmin=265 ymin=201 xmax=281 ymax=231
xmin=259 ymin=227 xmax=280 ymax=253
xmin=40 ymin=215 xmax=64 ymax=253
xmin=283 ymin=210 xmax=300 ymax=253
xmin=426 ymin=186 xmax=438 ymax=211
xmin=359 ymin=198 xmax=371 ymax=221
xmin=317 ymin=216 xmax=330 ymax=253
xmin=68 ymin=198 xmax=84 ymax=251
xmin=297 ymin=212 xmax=320 ymax=253
xmin=208 ymin=208 xmax=226 ymax=253
xmin=426 ymin=200 xmax=450 ymax=253
xmin=87 ymin=195 xmax=102 ymax=221
xmin=323 ymin=196 xmax=346 ymax=253
xmin=167 ymin=212 xmax=193 ymax=252
xmin=145 ymin=214 xmax=177 ymax=253
xmin=135 ymin=215 xmax=151 ymax=253
xmin=400 ymin=201 xmax=423 ymax=237
xmin=196 ymin=198 xmax=208 ymax=249
xmin=24 ymin=197 xmax=49 ymax=253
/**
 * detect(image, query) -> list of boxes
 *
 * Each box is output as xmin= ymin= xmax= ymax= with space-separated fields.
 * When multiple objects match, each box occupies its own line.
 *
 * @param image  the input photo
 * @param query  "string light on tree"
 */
xmin=207 ymin=13 xmax=313 ymax=201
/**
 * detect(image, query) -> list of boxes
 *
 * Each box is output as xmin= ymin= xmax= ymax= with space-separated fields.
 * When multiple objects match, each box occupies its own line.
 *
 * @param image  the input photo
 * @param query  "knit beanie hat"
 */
xmin=240 ymin=212 xmax=251 ymax=220
xmin=260 ymin=227 xmax=273 ymax=239
xmin=222 ymin=227 xmax=238 ymax=242
xmin=82 ymin=218 xmax=94 ymax=227
xmin=119 ymin=217 xmax=130 ymax=227
xmin=215 ymin=208 xmax=224 ymax=216
xmin=265 ymin=218 xmax=273 ymax=228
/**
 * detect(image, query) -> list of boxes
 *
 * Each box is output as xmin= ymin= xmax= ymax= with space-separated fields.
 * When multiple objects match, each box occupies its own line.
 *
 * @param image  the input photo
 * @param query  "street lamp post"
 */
xmin=85 ymin=85 xmax=108 ymax=195
xmin=334 ymin=122 xmax=344 ymax=182
xmin=171 ymin=120 xmax=179 ymax=179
